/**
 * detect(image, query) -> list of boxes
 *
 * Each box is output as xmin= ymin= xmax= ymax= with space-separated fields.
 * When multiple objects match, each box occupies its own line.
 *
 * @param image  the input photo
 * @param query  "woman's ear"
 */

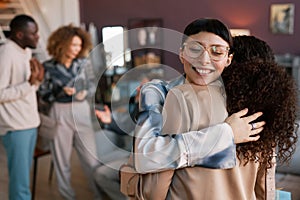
xmin=225 ymin=54 xmax=233 ymax=67
xmin=179 ymin=49 xmax=184 ymax=64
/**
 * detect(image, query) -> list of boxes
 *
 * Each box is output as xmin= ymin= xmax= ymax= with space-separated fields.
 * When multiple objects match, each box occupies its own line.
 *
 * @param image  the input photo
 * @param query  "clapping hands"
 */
xmin=63 ymin=87 xmax=87 ymax=101
xmin=29 ymin=58 xmax=44 ymax=85
xmin=63 ymin=87 xmax=76 ymax=96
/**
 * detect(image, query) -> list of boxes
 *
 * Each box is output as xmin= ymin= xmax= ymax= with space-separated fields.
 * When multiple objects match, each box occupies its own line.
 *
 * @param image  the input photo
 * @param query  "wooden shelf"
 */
xmin=0 ymin=0 xmax=23 ymax=27
xmin=0 ymin=2 xmax=22 ymax=9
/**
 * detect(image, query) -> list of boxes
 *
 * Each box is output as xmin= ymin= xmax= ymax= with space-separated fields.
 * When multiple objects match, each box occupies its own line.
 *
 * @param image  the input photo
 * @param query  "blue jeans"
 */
xmin=1 ymin=128 xmax=37 ymax=200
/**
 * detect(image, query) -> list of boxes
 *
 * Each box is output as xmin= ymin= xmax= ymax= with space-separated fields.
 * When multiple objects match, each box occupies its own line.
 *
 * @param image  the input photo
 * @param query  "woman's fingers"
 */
xmin=250 ymin=121 xmax=265 ymax=130
xmin=234 ymin=108 xmax=248 ymax=118
xmin=103 ymin=105 xmax=110 ymax=113
xmin=226 ymin=109 xmax=265 ymax=144
xmin=251 ymin=126 xmax=263 ymax=135
xmin=244 ymin=112 xmax=263 ymax=124
xmin=248 ymin=134 xmax=260 ymax=141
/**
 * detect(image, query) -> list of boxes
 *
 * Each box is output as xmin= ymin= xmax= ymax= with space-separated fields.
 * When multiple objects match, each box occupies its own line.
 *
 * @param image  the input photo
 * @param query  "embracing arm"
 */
xmin=134 ymin=82 xmax=233 ymax=173
xmin=133 ymin=82 xmax=264 ymax=173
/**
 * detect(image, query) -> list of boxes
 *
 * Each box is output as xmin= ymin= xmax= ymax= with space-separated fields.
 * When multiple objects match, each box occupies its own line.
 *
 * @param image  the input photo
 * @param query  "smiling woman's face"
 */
xmin=66 ymin=35 xmax=82 ymax=60
xmin=180 ymin=32 xmax=232 ymax=86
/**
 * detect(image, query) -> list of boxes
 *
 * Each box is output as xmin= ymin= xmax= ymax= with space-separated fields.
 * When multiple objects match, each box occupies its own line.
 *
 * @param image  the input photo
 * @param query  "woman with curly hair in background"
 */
xmin=221 ymin=35 xmax=298 ymax=199
xmin=38 ymin=25 xmax=101 ymax=199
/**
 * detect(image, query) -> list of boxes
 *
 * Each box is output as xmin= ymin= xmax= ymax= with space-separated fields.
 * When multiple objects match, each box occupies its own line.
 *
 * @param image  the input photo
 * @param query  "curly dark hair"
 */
xmin=231 ymin=35 xmax=275 ymax=64
xmin=47 ymin=24 xmax=92 ymax=64
xmin=222 ymin=60 xmax=298 ymax=168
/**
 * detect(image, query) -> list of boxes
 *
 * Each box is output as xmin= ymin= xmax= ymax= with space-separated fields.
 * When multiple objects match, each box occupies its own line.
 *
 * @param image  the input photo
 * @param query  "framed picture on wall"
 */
xmin=270 ymin=3 xmax=295 ymax=34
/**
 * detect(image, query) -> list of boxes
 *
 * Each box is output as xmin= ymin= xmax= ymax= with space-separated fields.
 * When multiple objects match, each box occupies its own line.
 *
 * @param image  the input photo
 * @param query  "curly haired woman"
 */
xmin=165 ymin=36 xmax=296 ymax=200
xmin=221 ymin=35 xmax=298 ymax=200
xmin=38 ymin=25 xmax=101 ymax=199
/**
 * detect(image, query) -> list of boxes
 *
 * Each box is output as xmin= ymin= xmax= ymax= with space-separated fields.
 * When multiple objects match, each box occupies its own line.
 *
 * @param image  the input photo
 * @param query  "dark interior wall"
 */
xmin=79 ymin=0 xmax=299 ymax=72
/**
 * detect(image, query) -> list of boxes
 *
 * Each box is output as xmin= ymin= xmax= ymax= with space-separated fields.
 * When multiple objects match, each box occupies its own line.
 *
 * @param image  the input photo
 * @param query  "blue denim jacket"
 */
xmin=133 ymin=75 xmax=236 ymax=173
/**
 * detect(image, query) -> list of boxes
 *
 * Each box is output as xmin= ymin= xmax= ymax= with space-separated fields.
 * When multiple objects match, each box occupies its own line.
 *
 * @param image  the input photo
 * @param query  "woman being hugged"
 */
xmin=165 ymin=35 xmax=298 ymax=200
xmin=39 ymin=24 xmax=100 ymax=200
xmin=221 ymin=35 xmax=298 ymax=200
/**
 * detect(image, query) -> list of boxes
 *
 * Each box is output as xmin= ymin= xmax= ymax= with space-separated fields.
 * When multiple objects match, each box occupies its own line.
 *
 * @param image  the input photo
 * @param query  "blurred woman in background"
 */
xmin=39 ymin=24 xmax=100 ymax=200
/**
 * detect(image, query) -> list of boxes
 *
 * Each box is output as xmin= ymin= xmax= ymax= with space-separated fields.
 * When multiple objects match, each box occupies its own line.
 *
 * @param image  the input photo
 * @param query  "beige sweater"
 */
xmin=0 ymin=39 xmax=40 ymax=134
xmin=140 ymin=82 xmax=275 ymax=200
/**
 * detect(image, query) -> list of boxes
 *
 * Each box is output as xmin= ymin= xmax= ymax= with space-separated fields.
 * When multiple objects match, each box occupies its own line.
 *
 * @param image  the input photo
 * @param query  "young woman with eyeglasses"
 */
xmin=137 ymin=20 xmax=236 ymax=199
xmin=126 ymin=18 xmax=266 ymax=199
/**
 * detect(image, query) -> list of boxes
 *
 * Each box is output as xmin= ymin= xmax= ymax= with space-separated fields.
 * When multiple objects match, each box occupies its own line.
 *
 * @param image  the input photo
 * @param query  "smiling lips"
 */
xmin=192 ymin=66 xmax=215 ymax=75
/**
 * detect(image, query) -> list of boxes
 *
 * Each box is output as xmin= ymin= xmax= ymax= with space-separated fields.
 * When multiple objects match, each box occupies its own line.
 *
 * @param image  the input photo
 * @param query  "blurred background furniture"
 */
xmin=32 ymin=147 xmax=53 ymax=200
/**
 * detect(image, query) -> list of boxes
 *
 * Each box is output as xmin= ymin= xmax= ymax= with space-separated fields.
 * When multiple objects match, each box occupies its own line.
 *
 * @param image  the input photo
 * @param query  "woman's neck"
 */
xmin=63 ymin=58 xmax=72 ymax=68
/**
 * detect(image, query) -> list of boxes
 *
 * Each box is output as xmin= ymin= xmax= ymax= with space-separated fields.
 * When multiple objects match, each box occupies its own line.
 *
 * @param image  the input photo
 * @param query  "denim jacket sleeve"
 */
xmin=133 ymin=76 xmax=236 ymax=173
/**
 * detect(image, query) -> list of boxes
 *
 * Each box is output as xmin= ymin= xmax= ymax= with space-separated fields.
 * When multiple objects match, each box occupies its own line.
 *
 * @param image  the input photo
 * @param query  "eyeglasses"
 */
xmin=182 ymin=41 xmax=230 ymax=61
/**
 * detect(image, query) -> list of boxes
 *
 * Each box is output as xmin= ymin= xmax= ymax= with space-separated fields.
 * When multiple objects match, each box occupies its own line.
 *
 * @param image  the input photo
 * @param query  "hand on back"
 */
xmin=225 ymin=108 xmax=265 ymax=144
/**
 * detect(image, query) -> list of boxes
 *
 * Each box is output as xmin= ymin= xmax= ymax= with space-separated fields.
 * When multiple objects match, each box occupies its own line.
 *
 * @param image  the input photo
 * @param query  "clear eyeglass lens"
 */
xmin=184 ymin=41 xmax=229 ymax=61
